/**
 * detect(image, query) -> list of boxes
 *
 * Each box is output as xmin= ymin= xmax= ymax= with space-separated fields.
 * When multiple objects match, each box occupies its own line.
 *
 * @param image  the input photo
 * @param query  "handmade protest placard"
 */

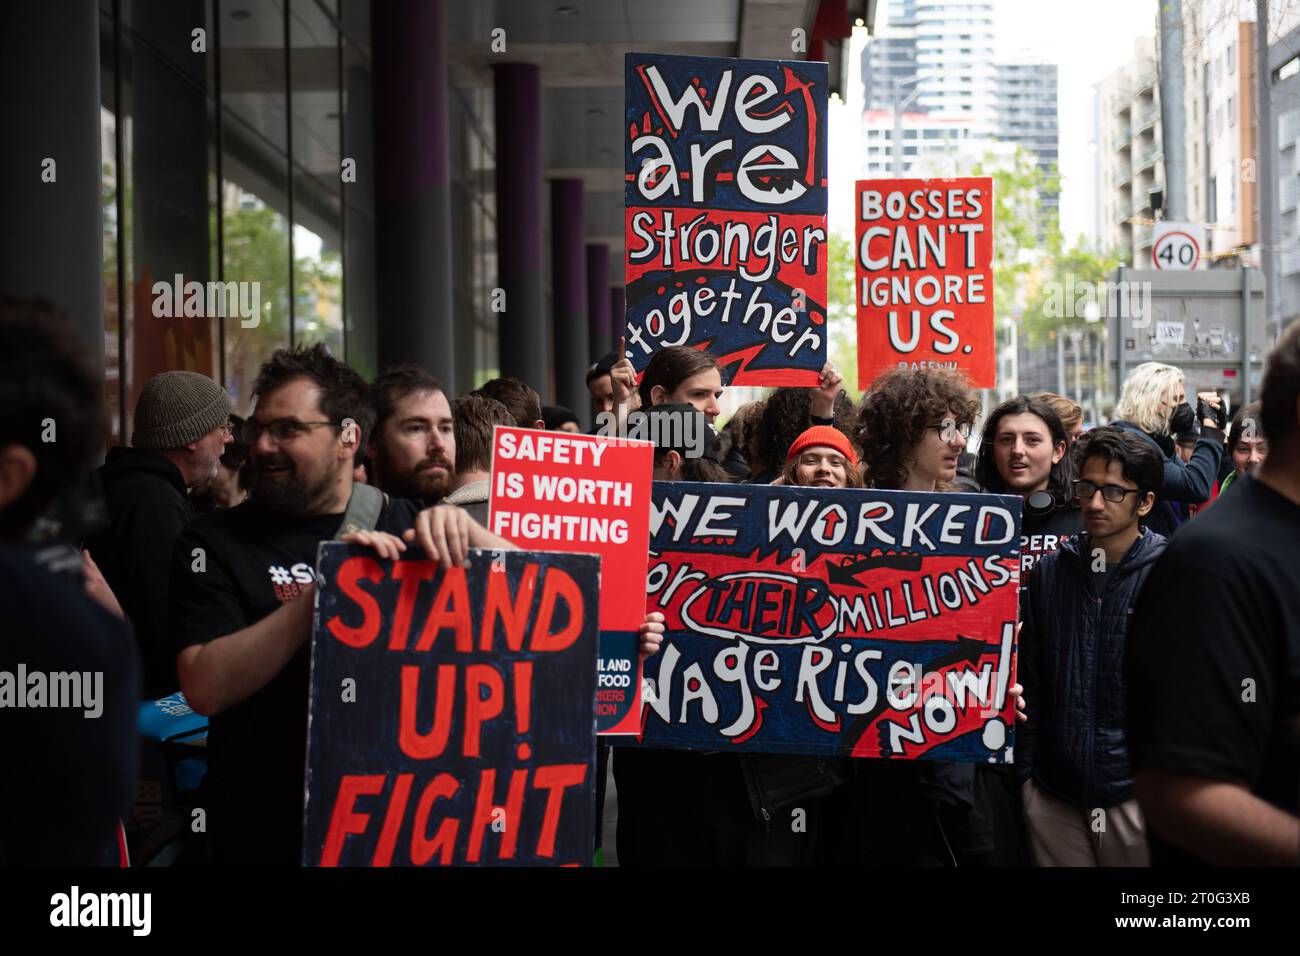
xmin=633 ymin=482 xmax=1021 ymax=762
xmin=488 ymin=426 xmax=653 ymax=735
xmin=854 ymin=178 xmax=995 ymax=388
xmin=302 ymin=547 xmax=599 ymax=867
xmin=625 ymin=52 xmax=828 ymax=386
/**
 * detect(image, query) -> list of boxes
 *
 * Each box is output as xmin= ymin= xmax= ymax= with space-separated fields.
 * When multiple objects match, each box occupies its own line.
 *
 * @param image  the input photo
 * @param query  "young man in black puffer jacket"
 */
xmin=1016 ymin=426 xmax=1166 ymax=866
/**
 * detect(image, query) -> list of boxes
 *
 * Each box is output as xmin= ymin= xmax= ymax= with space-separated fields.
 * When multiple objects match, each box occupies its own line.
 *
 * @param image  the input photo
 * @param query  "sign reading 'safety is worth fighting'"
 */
xmin=488 ymin=427 xmax=654 ymax=735
xmin=855 ymin=178 xmax=995 ymax=388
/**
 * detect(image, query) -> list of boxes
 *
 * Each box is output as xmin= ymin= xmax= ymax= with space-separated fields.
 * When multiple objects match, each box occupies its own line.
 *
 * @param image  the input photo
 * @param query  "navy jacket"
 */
xmin=1110 ymin=420 xmax=1223 ymax=536
xmin=1016 ymin=527 xmax=1167 ymax=807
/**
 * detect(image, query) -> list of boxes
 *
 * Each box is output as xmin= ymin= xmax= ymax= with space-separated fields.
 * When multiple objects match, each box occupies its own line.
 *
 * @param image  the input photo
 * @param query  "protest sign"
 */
xmin=854 ymin=178 xmax=995 ymax=388
xmin=302 ymin=546 xmax=599 ymax=867
xmin=625 ymin=52 xmax=828 ymax=386
xmin=633 ymin=481 xmax=1020 ymax=762
xmin=488 ymin=426 xmax=653 ymax=734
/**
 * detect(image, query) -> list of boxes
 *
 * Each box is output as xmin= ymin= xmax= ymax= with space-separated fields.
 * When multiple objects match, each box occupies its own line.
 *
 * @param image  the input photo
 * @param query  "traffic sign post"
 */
xmin=1151 ymin=221 xmax=1203 ymax=271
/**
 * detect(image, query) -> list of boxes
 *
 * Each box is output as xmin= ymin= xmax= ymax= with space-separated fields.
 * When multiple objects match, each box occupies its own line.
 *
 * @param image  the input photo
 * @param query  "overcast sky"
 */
xmin=994 ymin=0 xmax=1159 ymax=244
xmin=829 ymin=0 xmax=1162 ymax=245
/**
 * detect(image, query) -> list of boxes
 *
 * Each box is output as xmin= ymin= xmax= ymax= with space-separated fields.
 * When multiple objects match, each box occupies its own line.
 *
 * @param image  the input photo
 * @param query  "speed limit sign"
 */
xmin=1152 ymin=221 xmax=1203 ymax=270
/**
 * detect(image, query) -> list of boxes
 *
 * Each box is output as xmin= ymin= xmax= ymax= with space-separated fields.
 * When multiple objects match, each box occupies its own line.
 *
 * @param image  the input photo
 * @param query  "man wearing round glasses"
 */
xmin=1016 ymin=426 xmax=1165 ymax=866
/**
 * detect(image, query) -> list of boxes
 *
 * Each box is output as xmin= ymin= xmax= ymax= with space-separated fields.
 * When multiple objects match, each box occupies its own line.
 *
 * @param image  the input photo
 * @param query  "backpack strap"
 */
xmin=335 ymin=482 xmax=388 ymax=539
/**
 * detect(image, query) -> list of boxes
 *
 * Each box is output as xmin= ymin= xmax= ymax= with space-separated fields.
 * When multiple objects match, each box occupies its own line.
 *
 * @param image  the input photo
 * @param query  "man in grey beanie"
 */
xmin=86 ymin=370 xmax=233 ymax=698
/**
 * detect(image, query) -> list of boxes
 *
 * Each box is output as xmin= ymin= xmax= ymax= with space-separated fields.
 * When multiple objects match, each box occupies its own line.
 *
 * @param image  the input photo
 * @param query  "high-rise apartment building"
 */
xmin=995 ymin=62 xmax=1060 ymax=223
xmin=862 ymin=0 xmax=997 ymax=135
xmin=1180 ymin=0 xmax=1258 ymax=262
xmin=1096 ymin=36 xmax=1164 ymax=266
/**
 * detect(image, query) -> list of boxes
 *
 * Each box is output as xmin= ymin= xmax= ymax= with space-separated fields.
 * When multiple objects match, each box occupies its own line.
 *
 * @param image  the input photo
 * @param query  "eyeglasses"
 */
xmin=1072 ymin=478 xmax=1141 ymax=503
xmin=928 ymin=420 xmax=972 ymax=442
xmin=238 ymin=418 xmax=337 ymax=445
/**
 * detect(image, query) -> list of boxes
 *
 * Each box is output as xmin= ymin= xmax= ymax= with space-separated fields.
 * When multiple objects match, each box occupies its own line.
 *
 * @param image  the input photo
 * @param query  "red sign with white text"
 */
xmin=854 ymin=178 xmax=995 ymax=388
xmin=488 ymin=427 xmax=654 ymax=734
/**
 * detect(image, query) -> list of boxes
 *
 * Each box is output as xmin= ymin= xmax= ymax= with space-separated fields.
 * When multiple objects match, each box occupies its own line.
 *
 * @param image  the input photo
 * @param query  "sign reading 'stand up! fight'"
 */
xmin=624 ymin=52 xmax=829 ymax=386
xmin=634 ymin=482 xmax=1021 ymax=763
xmin=302 ymin=547 xmax=600 ymax=867
xmin=854 ymin=178 xmax=995 ymax=388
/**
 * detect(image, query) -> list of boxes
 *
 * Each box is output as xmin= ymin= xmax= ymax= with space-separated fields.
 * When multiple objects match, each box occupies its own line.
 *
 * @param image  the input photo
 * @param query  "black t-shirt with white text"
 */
xmin=1019 ymin=503 xmax=1085 ymax=580
xmin=170 ymin=497 xmax=419 ymax=865
xmin=1127 ymin=475 xmax=1300 ymax=865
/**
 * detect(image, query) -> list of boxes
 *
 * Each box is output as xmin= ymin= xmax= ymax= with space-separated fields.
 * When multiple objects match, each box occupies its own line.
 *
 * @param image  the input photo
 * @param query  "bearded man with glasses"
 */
xmin=170 ymin=344 xmax=513 ymax=866
xmin=1014 ymin=426 xmax=1166 ymax=866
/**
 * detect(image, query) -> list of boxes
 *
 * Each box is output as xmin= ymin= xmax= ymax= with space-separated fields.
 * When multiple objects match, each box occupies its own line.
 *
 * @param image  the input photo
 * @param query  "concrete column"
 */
xmin=0 ymin=4 xmax=103 ymax=364
xmin=372 ymin=0 xmax=454 ymax=388
xmin=494 ymin=63 xmax=547 ymax=392
xmin=550 ymin=179 xmax=588 ymax=423
xmin=586 ymin=243 xmax=611 ymax=359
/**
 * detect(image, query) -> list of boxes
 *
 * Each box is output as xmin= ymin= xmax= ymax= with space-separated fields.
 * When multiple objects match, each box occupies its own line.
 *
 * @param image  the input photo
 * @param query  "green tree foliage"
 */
xmin=825 ymin=231 xmax=859 ymax=396
xmin=970 ymin=147 xmax=1060 ymax=328
xmin=1020 ymin=237 xmax=1124 ymax=347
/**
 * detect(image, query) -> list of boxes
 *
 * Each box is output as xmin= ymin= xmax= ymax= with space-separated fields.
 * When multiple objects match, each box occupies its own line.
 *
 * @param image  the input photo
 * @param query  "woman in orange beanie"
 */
xmin=781 ymin=425 xmax=863 ymax=489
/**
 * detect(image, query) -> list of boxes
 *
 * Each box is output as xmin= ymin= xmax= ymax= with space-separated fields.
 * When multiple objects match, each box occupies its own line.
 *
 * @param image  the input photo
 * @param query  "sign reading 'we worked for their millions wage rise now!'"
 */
xmin=488 ymin=425 xmax=654 ymax=735
xmin=855 ymin=178 xmax=995 ymax=388
xmin=631 ymin=482 xmax=1021 ymax=763
xmin=625 ymin=52 xmax=828 ymax=385
xmin=302 ymin=547 xmax=600 ymax=867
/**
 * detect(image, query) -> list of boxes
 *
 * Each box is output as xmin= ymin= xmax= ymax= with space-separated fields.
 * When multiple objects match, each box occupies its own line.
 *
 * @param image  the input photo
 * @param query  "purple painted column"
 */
xmin=586 ymin=243 xmax=611 ymax=361
xmin=494 ymin=63 xmax=547 ymax=394
xmin=372 ymin=0 xmax=454 ymax=388
xmin=550 ymin=179 xmax=589 ymax=424
xmin=609 ymin=285 xmax=626 ymax=360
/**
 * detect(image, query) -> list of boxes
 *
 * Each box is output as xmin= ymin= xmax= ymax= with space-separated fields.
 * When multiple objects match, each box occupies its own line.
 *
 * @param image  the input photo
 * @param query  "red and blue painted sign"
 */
xmin=632 ymin=482 xmax=1022 ymax=762
xmin=302 ymin=546 xmax=599 ymax=867
xmin=624 ymin=52 xmax=828 ymax=385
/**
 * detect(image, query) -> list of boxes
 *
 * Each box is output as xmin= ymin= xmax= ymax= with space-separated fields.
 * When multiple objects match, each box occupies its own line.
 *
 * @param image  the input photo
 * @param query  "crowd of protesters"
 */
xmin=2 ymin=288 xmax=1298 ymax=868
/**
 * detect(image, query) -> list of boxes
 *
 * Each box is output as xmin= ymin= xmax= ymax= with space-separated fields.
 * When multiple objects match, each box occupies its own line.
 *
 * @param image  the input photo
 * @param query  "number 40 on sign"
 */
xmin=1151 ymin=221 xmax=1202 ymax=271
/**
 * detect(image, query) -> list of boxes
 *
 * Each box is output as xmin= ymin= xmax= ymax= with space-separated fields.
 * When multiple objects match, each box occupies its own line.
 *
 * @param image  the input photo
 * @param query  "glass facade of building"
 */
xmin=97 ymin=0 xmax=501 ymax=444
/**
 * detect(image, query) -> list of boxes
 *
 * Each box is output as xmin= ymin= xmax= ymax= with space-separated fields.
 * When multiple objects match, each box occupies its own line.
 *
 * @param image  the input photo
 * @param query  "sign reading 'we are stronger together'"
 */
xmin=625 ymin=52 xmax=828 ymax=386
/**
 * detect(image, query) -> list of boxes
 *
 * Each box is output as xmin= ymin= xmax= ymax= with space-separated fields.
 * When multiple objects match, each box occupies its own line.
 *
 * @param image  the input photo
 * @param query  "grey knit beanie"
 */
xmin=132 ymin=371 xmax=233 ymax=450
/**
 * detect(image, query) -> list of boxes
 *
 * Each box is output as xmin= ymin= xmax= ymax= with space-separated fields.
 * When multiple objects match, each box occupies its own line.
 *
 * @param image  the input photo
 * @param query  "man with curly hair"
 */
xmin=854 ymin=367 xmax=981 ymax=491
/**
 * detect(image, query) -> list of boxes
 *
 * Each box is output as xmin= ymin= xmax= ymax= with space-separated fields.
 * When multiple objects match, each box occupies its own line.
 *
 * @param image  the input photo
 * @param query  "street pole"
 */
xmin=1159 ymin=0 xmax=1187 ymax=219
xmin=1256 ymin=0 xmax=1280 ymax=341
xmin=893 ymin=88 xmax=903 ymax=177
xmin=1057 ymin=331 xmax=1066 ymax=395
xmin=1072 ymin=331 xmax=1083 ymax=404
xmin=1094 ymin=330 xmax=1106 ymax=424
